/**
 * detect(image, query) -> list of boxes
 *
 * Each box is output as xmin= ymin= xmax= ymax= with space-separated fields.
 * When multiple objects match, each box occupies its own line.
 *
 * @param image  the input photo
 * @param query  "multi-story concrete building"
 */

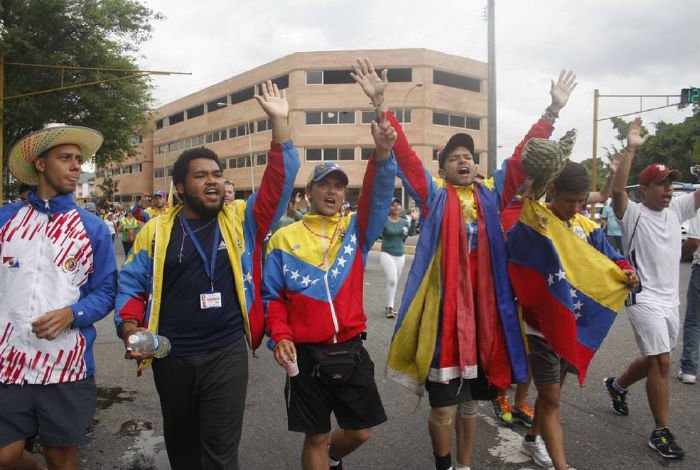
xmin=96 ymin=48 xmax=489 ymax=205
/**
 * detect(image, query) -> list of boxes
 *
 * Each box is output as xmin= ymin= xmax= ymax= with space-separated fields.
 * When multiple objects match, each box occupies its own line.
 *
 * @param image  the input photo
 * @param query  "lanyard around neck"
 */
xmin=180 ymin=214 xmax=220 ymax=291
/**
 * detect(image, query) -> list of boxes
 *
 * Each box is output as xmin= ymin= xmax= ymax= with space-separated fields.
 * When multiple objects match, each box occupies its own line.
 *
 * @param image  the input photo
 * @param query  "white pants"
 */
xmin=379 ymin=251 xmax=406 ymax=309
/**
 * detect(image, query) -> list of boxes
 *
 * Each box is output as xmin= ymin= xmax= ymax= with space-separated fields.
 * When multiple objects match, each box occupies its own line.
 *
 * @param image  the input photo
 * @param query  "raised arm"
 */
xmin=352 ymin=57 xmax=436 ymax=215
xmin=587 ymin=153 xmax=621 ymax=204
xmin=246 ymin=81 xmax=300 ymax=241
xmin=612 ymin=117 xmax=650 ymax=219
xmin=496 ymin=70 xmax=577 ymax=207
xmin=355 ymin=114 xmax=398 ymax=253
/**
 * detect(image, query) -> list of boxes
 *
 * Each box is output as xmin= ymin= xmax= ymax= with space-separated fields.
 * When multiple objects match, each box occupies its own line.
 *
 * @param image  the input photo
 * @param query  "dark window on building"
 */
xmin=229 ymin=127 xmax=238 ymax=139
xmin=306 ymin=70 xmax=323 ymax=84
xmin=433 ymin=70 xmax=481 ymax=93
xmin=156 ymin=119 xmax=164 ymax=129
xmin=324 ymin=148 xmax=338 ymax=161
xmin=339 ymin=148 xmax=354 ymax=161
xmin=237 ymin=124 xmax=251 ymax=136
xmin=123 ymin=166 xmax=132 ymax=174
xmin=256 ymin=153 xmax=268 ymax=166
xmin=155 ymin=168 xmax=165 ymax=178
xmin=257 ymin=118 xmax=271 ymax=132
xmin=322 ymin=69 xmax=355 ymax=84
xmin=168 ymin=111 xmax=185 ymax=125
xmin=306 ymin=112 xmax=322 ymax=125
xmin=361 ymin=148 xmax=374 ymax=160
xmin=186 ymin=104 xmax=205 ymax=119
xmin=270 ymin=74 xmax=289 ymax=90
xmin=433 ymin=149 xmax=440 ymax=161
xmin=433 ymin=112 xmax=449 ymax=126
xmin=206 ymin=97 xmax=227 ymax=112
xmin=387 ymin=68 xmax=412 ymax=82
xmin=450 ymin=114 xmax=466 ymax=128
xmin=122 ymin=194 xmax=132 ymax=202
xmin=132 ymin=164 xmax=142 ymax=173
xmin=230 ymin=87 xmax=255 ymax=105
xmin=228 ymin=158 xmax=237 ymax=169
xmin=306 ymin=149 xmax=322 ymax=161
xmin=361 ymin=111 xmax=375 ymax=124
xmin=465 ymin=117 xmax=481 ymax=130
xmin=322 ymin=111 xmax=338 ymax=124
xmin=394 ymin=108 xmax=412 ymax=123
xmin=167 ymin=167 xmax=174 ymax=177
xmin=338 ymin=111 xmax=355 ymax=124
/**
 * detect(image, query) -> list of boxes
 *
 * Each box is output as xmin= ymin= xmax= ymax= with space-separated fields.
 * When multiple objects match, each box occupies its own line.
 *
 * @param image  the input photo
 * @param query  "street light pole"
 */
xmin=487 ymin=0 xmax=497 ymax=177
xmin=401 ymin=82 xmax=423 ymax=205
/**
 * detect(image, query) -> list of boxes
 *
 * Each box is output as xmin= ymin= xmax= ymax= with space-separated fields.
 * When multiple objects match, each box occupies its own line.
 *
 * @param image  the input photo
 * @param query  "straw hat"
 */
xmin=522 ymin=129 xmax=577 ymax=199
xmin=8 ymin=123 xmax=103 ymax=185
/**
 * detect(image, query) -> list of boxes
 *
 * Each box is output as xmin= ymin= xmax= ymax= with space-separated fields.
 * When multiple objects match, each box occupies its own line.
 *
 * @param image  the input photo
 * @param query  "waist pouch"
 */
xmin=300 ymin=337 xmax=363 ymax=385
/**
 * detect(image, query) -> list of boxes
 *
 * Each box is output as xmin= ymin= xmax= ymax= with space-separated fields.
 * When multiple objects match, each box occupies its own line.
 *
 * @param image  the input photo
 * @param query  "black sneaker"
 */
xmin=329 ymin=459 xmax=343 ymax=470
xmin=603 ymin=377 xmax=628 ymax=416
xmin=649 ymin=428 xmax=685 ymax=459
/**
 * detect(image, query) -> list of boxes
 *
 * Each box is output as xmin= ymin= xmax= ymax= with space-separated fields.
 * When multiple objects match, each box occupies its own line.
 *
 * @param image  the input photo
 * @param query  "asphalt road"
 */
xmin=58 ymin=243 xmax=700 ymax=470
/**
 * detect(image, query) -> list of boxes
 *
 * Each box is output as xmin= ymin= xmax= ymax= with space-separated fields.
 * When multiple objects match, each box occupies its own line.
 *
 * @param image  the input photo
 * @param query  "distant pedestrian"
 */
xmin=379 ymin=197 xmax=417 ymax=318
xmin=678 ymin=204 xmax=700 ymax=385
xmin=601 ymin=200 xmax=623 ymax=252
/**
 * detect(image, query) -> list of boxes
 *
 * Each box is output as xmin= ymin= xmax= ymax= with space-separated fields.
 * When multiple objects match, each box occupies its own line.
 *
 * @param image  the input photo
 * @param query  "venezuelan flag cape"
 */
xmin=507 ymin=199 xmax=630 ymax=384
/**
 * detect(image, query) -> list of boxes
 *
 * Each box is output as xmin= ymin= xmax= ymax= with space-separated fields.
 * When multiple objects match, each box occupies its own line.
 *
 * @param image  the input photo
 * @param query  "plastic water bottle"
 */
xmin=127 ymin=331 xmax=171 ymax=358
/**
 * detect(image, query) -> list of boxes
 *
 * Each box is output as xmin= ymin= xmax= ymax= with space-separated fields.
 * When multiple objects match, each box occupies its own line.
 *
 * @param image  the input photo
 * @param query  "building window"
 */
xmin=132 ymin=163 xmax=142 ymax=173
xmin=230 ymin=87 xmax=255 ymax=105
xmin=361 ymin=148 xmax=374 ymax=160
xmin=321 ymin=69 xmax=355 ymax=84
xmin=268 ymin=74 xmax=289 ymax=90
xmin=306 ymin=70 xmax=323 ymax=84
xmin=394 ymin=108 xmax=412 ymax=123
xmin=306 ymin=111 xmax=322 ymax=125
xmin=236 ymin=156 xmax=252 ymax=168
xmin=433 ymin=70 xmax=481 ymax=93
xmin=167 ymin=167 xmax=174 ymax=177
xmin=338 ymin=111 xmax=355 ymax=124
xmin=206 ymin=129 xmax=227 ymax=144
xmin=121 ymin=194 xmax=133 ymax=202
xmin=361 ymin=111 xmax=375 ymax=124
xmin=206 ymin=97 xmax=228 ymax=112
xmin=387 ymin=68 xmax=412 ymax=82
xmin=306 ymin=149 xmax=322 ymax=161
xmin=168 ymin=111 xmax=185 ymax=125
xmin=433 ymin=112 xmax=449 ymax=126
xmin=256 ymin=118 xmax=271 ymax=132
xmin=433 ymin=111 xmax=481 ymax=130
xmin=322 ymin=111 xmax=338 ymax=125
xmin=112 ymin=167 xmax=121 ymax=175
xmin=154 ymin=167 xmax=165 ymax=178
xmin=123 ymin=166 xmax=132 ymax=174
xmin=155 ymin=119 xmax=164 ymax=129
xmin=256 ymin=153 xmax=268 ymax=166
xmin=306 ymin=148 xmax=353 ymax=162
xmin=186 ymin=104 xmax=205 ymax=119
xmin=228 ymin=158 xmax=237 ymax=169
xmin=237 ymin=124 xmax=251 ymax=137
xmin=339 ymin=148 xmax=354 ymax=161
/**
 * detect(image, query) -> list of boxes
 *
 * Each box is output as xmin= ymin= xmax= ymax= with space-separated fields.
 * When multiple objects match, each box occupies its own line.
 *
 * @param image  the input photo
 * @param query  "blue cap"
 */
xmin=153 ymin=191 xmax=165 ymax=198
xmin=307 ymin=162 xmax=349 ymax=186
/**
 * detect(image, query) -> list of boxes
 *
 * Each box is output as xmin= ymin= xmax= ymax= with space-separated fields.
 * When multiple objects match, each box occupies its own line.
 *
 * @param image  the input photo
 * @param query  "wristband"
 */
xmin=542 ymin=106 xmax=559 ymax=123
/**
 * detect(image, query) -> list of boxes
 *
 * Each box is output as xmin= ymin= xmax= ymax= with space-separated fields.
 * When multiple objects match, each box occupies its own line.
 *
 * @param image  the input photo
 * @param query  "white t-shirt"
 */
xmin=103 ymin=218 xmax=116 ymax=236
xmin=620 ymin=193 xmax=696 ymax=307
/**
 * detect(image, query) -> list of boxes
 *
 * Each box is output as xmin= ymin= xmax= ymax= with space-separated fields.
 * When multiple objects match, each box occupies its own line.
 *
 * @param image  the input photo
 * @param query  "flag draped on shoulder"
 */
xmin=507 ymin=199 xmax=630 ymax=384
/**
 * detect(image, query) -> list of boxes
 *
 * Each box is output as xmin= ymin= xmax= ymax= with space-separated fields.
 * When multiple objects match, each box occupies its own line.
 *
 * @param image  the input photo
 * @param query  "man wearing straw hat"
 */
xmin=0 ymin=124 xmax=117 ymax=470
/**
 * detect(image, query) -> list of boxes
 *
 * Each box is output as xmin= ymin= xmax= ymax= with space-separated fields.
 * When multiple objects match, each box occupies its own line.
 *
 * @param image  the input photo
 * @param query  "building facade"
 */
xmin=96 ymin=48 xmax=489 ymax=205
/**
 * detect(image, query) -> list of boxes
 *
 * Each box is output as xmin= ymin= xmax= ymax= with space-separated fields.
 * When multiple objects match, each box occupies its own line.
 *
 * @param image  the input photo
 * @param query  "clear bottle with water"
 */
xmin=127 ymin=331 xmax=171 ymax=358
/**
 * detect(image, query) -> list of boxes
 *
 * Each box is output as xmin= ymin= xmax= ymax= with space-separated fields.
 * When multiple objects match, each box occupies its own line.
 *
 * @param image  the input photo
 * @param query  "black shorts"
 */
xmin=0 ymin=376 xmax=97 ymax=447
xmin=285 ymin=342 xmax=387 ymax=435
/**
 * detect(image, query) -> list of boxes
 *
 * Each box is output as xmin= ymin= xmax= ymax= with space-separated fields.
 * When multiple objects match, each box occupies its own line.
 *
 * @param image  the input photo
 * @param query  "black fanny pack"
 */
xmin=301 ymin=337 xmax=363 ymax=385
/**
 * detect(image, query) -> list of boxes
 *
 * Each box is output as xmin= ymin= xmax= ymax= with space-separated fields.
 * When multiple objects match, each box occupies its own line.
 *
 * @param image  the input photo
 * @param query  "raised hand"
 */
xmin=371 ymin=111 xmax=397 ymax=160
xmin=254 ymin=80 xmax=288 ymax=119
xmin=549 ymin=70 xmax=577 ymax=113
xmin=351 ymin=57 xmax=388 ymax=106
xmin=626 ymin=117 xmax=651 ymax=151
xmin=607 ymin=152 xmax=622 ymax=174
xmin=410 ymin=207 xmax=420 ymax=220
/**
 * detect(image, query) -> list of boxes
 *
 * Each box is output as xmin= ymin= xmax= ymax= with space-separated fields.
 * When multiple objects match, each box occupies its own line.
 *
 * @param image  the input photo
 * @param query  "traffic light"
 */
xmin=680 ymin=87 xmax=699 ymax=107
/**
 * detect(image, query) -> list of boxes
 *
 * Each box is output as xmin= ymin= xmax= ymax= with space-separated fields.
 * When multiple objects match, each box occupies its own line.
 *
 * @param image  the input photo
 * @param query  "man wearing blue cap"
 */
xmin=263 ymin=114 xmax=398 ymax=470
xmin=133 ymin=190 xmax=168 ymax=222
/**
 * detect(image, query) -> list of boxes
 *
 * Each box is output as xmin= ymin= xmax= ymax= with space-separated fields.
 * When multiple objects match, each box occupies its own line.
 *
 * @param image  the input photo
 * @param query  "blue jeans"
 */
xmin=680 ymin=265 xmax=700 ymax=375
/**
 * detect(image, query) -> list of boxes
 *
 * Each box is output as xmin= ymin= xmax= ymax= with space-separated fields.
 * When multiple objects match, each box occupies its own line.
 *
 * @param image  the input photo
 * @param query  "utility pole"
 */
xmin=0 ymin=59 xmax=189 ymax=203
xmin=487 ymin=0 xmax=497 ymax=177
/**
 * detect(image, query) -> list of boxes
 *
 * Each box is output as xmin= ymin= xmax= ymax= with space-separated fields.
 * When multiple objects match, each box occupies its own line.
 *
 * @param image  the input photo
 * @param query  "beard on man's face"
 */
xmin=182 ymin=190 xmax=224 ymax=218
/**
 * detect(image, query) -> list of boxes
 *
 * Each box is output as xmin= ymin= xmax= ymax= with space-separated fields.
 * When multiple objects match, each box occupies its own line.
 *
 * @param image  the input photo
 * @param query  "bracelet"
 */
xmin=542 ymin=106 xmax=559 ymax=123
xmin=624 ymin=146 xmax=634 ymax=153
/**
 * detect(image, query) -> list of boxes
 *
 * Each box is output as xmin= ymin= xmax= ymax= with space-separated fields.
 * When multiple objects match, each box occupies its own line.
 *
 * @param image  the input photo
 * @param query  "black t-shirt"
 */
xmin=159 ymin=215 xmax=244 ymax=356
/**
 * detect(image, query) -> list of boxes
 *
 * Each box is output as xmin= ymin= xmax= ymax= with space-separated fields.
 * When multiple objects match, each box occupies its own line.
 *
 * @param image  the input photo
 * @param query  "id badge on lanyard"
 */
xmin=181 ymin=215 xmax=223 ymax=311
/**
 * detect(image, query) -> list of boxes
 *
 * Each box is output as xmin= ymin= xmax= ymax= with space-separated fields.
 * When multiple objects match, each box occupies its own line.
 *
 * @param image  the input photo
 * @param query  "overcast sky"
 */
xmin=137 ymin=0 xmax=699 ymax=166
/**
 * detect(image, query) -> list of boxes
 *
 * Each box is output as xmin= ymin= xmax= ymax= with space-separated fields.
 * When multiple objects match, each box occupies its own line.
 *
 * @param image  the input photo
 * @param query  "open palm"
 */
xmin=254 ymin=80 xmax=288 ymax=119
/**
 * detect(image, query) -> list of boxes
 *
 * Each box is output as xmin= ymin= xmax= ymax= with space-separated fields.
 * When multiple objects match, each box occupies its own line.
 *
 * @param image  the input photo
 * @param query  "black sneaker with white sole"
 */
xmin=603 ymin=377 xmax=628 ymax=416
xmin=649 ymin=428 xmax=685 ymax=459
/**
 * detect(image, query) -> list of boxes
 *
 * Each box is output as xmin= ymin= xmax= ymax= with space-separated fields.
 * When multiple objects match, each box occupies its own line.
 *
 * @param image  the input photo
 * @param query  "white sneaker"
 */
xmin=521 ymin=435 xmax=553 ymax=468
xmin=676 ymin=370 xmax=697 ymax=384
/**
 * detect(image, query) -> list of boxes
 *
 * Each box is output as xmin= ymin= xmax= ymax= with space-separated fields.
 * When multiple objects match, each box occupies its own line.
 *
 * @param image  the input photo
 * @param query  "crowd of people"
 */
xmin=0 ymin=59 xmax=698 ymax=470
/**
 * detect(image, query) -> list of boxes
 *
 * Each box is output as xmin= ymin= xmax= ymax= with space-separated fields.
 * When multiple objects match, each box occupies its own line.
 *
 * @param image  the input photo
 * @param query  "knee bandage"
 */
xmin=428 ymin=405 xmax=456 ymax=426
xmin=457 ymin=399 xmax=478 ymax=418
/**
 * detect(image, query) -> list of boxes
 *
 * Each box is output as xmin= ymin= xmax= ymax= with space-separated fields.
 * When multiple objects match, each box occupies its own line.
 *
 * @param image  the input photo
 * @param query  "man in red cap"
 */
xmin=604 ymin=117 xmax=700 ymax=460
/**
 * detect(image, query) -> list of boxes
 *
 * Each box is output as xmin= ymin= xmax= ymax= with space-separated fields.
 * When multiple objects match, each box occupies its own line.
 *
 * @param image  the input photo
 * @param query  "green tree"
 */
xmin=1 ymin=0 xmax=161 ymax=198
xmin=608 ymin=110 xmax=700 ymax=184
xmin=96 ymin=176 xmax=118 ymax=208
xmin=579 ymin=156 xmax=607 ymax=190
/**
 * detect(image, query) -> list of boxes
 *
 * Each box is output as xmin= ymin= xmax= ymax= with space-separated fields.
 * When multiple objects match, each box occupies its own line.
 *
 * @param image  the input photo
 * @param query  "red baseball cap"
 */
xmin=638 ymin=163 xmax=682 ymax=185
